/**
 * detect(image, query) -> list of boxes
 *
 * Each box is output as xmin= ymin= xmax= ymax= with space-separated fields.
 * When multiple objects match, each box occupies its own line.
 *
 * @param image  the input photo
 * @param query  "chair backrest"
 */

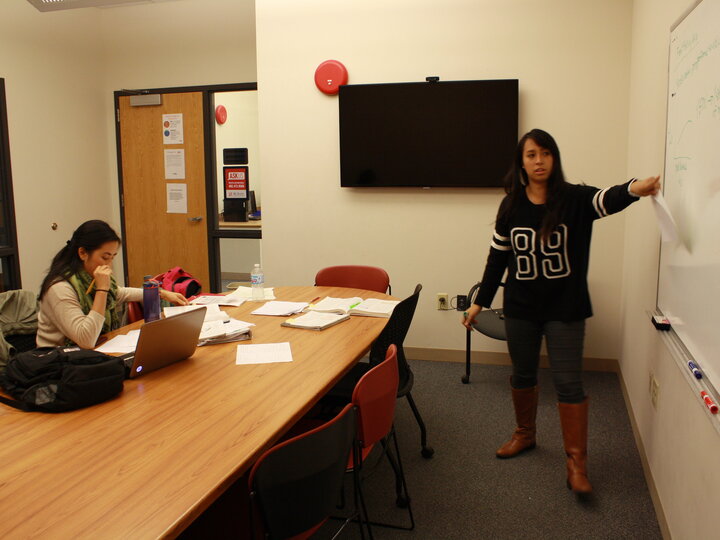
xmin=352 ymin=344 xmax=399 ymax=449
xmin=126 ymin=301 xmax=144 ymax=324
xmin=0 ymin=289 xmax=39 ymax=367
xmin=248 ymin=403 xmax=356 ymax=540
xmin=315 ymin=265 xmax=390 ymax=294
xmin=368 ymin=284 xmax=422 ymax=389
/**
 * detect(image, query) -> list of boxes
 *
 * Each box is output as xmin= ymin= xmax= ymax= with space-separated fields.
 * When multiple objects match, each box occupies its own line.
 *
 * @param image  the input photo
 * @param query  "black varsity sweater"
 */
xmin=475 ymin=180 xmax=639 ymax=321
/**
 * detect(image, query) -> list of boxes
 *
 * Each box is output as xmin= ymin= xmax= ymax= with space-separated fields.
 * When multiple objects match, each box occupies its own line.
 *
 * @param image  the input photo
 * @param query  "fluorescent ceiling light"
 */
xmin=26 ymin=0 xmax=175 ymax=12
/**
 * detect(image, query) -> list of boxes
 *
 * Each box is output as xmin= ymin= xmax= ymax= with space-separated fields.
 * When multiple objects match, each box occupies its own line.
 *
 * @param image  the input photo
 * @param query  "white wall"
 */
xmin=623 ymin=0 xmax=720 ymax=536
xmin=255 ymin=0 xmax=634 ymax=358
xmin=0 ymin=2 xmax=108 ymax=292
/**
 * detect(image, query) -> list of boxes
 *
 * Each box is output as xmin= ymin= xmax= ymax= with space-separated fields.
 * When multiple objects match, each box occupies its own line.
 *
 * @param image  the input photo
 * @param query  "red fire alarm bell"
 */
xmin=215 ymin=105 xmax=227 ymax=125
xmin=314 ymin=60 xmax=348 ymax=95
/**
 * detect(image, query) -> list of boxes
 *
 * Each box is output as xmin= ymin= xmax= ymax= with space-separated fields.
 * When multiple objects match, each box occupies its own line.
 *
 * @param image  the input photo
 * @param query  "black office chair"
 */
xmin=326 ymin=284 xmax=433 ymax=459
xmin=248 ymin=403 xmax=369 ymax=540
xmin=462 ymin=281 xmax=506 ymax=384
xmin=368 ymin=284 xmax=433 ymax=458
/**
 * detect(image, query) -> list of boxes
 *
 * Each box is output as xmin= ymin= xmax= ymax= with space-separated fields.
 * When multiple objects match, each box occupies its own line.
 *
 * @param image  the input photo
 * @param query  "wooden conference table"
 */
xmin=0 ymin=286 xmax=392 ymax=539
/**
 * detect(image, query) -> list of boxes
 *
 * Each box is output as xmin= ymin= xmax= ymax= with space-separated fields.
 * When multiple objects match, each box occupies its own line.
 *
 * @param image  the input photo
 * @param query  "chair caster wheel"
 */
xmin=396 ymin=495 xmax=410 ymax=508
xmin=421 ymin=446 xmax=434 ymax=459
xmin=461 ymin=375 xmax=470 ymax=384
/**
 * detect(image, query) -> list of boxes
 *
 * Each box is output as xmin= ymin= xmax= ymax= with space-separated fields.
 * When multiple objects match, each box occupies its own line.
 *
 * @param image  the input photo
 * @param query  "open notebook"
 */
xmin=307 ymin=296 xmax=399 ymax=318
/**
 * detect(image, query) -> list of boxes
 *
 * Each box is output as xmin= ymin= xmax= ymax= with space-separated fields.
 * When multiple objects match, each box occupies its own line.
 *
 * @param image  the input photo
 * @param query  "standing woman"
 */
xmin=37 ymin=220 xmax=188 ymax=349
xmin=462 ymin=129 xmax=659 ymax=496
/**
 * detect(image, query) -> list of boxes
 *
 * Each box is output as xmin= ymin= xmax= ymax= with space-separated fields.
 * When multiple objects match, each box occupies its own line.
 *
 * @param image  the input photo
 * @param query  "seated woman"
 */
xmin=37 ymin=220 xmax=188 ymax=349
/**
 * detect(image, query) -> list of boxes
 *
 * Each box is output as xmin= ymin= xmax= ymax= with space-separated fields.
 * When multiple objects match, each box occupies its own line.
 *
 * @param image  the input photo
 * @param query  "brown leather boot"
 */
xmin=558 ymin=398 xmax=593 ymax=495
xmin=496 ymin=384 xmax=538 ymax=459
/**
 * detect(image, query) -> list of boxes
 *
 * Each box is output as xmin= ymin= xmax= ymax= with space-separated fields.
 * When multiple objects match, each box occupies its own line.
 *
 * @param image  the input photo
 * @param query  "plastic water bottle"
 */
xmin=251 ymin=263 xmax=264 ymax=300
xmin=143 ymin=278 xmax=160 ymax=322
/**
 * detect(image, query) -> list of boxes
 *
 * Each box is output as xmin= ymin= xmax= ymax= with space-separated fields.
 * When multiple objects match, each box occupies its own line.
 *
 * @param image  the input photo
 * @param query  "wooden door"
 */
xmin=117 ymin=92 xmax=209 ymax=289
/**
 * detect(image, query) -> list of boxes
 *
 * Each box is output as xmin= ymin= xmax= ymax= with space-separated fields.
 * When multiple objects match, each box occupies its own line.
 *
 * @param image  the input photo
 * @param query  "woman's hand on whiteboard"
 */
xmin=630 ymin=175 xmax=661 ymax=197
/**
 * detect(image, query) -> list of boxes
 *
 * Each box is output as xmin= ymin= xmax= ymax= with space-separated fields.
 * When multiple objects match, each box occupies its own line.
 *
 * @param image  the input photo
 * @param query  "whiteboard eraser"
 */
xmin=652 ymin=315 xmax=671 ymax=331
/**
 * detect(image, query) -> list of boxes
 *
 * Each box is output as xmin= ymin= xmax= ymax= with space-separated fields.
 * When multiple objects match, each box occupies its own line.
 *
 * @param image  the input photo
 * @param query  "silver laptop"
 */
xmin=120 ymin=307 xmax=206 ymax=379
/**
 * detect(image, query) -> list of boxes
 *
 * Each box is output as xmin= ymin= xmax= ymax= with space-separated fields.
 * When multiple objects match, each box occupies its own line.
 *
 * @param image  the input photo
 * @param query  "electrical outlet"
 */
xmin=650 ymin=374 xmax=660 ymax=409
xmin=436 ymin=293 xmax=449 ymax=310
xmin=456 ymin=294 xmax=468 ymax=311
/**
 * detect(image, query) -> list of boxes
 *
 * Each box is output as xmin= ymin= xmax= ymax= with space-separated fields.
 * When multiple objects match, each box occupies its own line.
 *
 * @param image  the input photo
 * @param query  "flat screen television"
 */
xmin=339 ymin=79 xmax=518 ymax=188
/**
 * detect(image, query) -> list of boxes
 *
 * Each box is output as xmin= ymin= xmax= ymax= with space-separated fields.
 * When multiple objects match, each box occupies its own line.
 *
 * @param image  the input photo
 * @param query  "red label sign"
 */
xmin=224 ymin=166 xmax=248 ymax=199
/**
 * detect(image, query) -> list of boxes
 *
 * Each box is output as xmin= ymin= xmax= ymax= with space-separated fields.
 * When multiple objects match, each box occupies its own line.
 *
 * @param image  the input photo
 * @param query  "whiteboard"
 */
xmin=658 ymin=0 xmax=720 ymax=388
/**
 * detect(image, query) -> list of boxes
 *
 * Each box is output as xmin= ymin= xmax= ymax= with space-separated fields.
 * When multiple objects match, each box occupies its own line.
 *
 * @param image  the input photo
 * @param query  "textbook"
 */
xmin=281 ymin=311 xmax=350 ymax=330
xmin=307 ymin=296 xmax=399 ymax=318
xmin=346 ymin=298 xmax=399 ymax=318
xmin=307 ymin=296 xmax=363 ymax=314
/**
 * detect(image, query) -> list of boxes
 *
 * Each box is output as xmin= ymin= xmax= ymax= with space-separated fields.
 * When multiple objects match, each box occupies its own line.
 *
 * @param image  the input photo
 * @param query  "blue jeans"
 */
xmin=504 ymin=317 xmax=586 ymax=403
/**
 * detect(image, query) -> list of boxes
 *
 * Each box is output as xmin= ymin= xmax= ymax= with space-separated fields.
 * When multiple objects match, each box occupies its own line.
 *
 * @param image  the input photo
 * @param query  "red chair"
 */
xmin=315 ymin=265 xmax=391 ymax=294
xmin=351 ymin=344 xmax=414 ymax=531
xmin=126 ymin=301 xmax=144 ymax=323
xmin=248 ymin=403 xmax=367 ymax=540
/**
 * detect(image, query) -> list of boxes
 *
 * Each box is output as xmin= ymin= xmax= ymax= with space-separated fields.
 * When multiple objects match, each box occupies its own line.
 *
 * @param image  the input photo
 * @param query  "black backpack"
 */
xmin=0 ymin=347 xmax=125 ymax=412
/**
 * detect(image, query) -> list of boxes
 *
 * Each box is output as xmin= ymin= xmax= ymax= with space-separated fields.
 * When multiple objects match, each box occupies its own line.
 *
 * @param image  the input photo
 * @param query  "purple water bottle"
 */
xmin=143 ymin=277 xmax=160 ymax=322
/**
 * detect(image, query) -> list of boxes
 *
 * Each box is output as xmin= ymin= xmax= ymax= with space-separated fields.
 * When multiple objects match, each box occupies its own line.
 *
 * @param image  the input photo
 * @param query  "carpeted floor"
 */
xmin=318 ymin=360 xmax=662 ymax=540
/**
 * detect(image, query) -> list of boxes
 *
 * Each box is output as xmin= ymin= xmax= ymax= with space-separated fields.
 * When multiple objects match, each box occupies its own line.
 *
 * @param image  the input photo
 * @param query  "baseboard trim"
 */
xmin=616 ymin=369 xmax=671 ymax=539
xmin=405 ymin=347 xmax=619 ymax=372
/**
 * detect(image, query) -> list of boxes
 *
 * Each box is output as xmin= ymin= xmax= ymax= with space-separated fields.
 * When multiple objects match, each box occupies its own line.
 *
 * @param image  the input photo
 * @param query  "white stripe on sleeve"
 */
xmin=592 ymin=189 xmax=609 ymax=217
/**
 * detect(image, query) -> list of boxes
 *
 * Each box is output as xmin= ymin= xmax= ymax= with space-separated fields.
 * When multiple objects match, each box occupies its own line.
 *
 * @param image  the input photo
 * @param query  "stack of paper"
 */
xmin=282 ymin=311 xmax=350 ymax=330
xmin=228 ymin=286 xmax=276 ymax=301
xmin=251 ymin=301 xmax=308 ymax=316
xmin=189 ymin=295 xmax=245 ymax=307
xmin=95 ymin=330 xmax=140 ymax=354
xmin=163 ymin=304 xmax=230 ymax=322
xmin=198 ymin=319 xmax=254 ymax=346
xmin=236 ymin=342 xmax=293 ymax=365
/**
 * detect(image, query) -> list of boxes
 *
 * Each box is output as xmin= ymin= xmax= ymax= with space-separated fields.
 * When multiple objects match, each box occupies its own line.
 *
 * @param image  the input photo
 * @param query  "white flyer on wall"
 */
xmin=164 ymin=148 xmax=185 ymax=179
xmin=162 ymin=113 xmax=184 ymax=144
xmin=166 ymin=183 xmax=188 ymax=214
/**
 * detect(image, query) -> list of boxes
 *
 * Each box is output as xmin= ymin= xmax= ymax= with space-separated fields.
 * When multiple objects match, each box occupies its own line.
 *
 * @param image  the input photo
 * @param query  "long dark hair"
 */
xmin=498 ymin=128 xmax=569 ymax=240
xmin=39 ymin=220 xmax=121 ymax=300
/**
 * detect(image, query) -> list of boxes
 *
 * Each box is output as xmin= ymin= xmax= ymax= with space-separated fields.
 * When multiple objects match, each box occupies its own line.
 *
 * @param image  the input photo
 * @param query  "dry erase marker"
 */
xmin=688 ymin=361 xmax=702 ymax=379
xmin=701 ymin=391 xmax=718 ymax=414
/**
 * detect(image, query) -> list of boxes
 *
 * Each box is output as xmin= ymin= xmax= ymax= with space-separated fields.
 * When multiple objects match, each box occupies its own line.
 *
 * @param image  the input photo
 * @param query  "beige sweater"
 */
xmin=37 ymin=280 xmax=143 ymax=349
